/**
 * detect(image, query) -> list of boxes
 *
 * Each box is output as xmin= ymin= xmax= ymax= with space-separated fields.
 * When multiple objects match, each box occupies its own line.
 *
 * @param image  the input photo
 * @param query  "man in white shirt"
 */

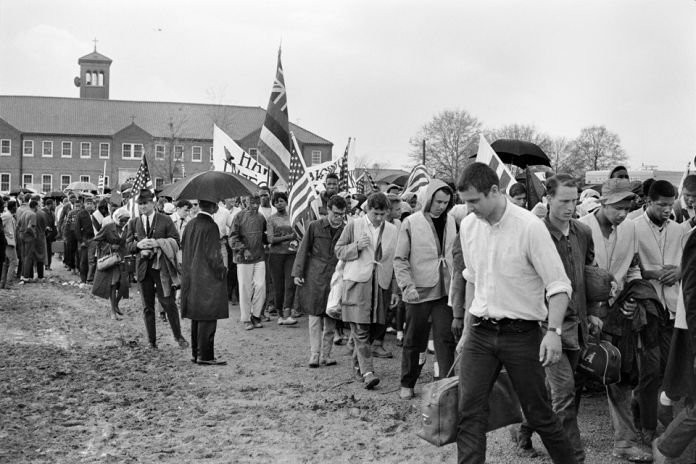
xmin=455 ymin=163 xmax=576 ymax=464
xmin=579 ymin=178 xmax=653 ymax=462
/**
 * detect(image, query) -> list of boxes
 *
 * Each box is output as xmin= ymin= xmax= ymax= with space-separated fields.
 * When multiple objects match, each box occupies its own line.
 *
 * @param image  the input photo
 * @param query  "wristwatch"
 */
xmin=547 ymin=327 xmax=562 ymax=336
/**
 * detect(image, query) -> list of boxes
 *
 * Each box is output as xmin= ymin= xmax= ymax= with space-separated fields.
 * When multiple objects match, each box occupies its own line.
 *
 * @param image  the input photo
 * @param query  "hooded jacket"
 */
xmin=394 ymin=180 xmax=455 ymax=303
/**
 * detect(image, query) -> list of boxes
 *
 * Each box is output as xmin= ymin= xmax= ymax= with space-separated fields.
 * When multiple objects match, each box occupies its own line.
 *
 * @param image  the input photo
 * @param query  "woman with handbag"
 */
xmin=92 ymin=207 xmax=131 ymax=320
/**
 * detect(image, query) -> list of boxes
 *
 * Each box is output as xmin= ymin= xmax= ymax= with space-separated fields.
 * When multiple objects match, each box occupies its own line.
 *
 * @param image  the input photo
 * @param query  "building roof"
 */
xmin=0 ymin=95 xmax=332 ymax=146
xmin=78 ymin=51 xmax=113 ymax=64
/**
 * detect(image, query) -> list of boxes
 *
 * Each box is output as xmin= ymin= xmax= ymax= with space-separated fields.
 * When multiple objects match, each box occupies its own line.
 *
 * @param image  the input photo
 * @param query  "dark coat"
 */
xmin=292 ymin=218 xmax=344 ymax=316
xmin=35 ymin=208 xmax=48 ymax=263
xmin=92 ymin=222 xmax=130 ymax=300
xmin=125 ymin=212 xmax=180 ymax=282
xmin=74 ymin=209 xmax=95 ymax=243
xmin=180 ymin=213 xmax=228 ymax=321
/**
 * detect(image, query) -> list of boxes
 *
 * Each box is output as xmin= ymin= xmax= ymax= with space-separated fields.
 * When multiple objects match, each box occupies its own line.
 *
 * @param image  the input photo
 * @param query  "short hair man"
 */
xmin=0 ymin=200 xmax=18 ymax=288
xmin=610 ymin=165 xmax=630 ymax=180
xmin=509 ymin=182 xmax=527 ymax=208
xmin=455 ymin=163 xmax=576 ymax=464
xmin=125 ymin=189 xmax=188 ymax=350
xmin=674 ymin=174 xmax=696 ymax=224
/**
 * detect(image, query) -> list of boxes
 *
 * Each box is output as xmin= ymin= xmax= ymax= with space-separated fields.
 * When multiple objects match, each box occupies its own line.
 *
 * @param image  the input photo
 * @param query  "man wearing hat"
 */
xmin=579 ymin=178 xmax=653 ymax=462
xmin=126 ymin=189 xmax=188 ymax=350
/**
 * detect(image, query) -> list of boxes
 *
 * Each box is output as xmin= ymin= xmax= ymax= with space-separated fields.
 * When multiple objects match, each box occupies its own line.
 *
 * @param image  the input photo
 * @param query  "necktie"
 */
xmin=146 ymin=215 xmax=151 ymax=237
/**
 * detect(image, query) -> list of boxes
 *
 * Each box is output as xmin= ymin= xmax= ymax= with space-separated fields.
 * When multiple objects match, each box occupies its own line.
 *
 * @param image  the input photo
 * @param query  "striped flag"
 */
xmin=338 ymin=138 xmax=351 ymax=193
xmin=97 ymin=175 xmax=105 ymax=193
xmin=364 ymin=169 xmax=379 ymax=192
xmin=257 ymin=48 xmax=292 ymax=183
xmin=288 ymin=132 xmax=318 ymax=238
xmin=355 ymin=171 xmax=366 ymax=195
xmin=126 ymin=156 xmax=154 ymax=219
xmin=476 ymin=135 xmax=516 ymax=194
xmin=402 ymin=164 xmax=430 ymax=199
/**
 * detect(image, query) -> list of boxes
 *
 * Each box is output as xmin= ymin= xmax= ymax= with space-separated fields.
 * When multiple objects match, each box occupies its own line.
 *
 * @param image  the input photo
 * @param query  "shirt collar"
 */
xmin=643 ymin=210 xmax=668 ymax=231
xmin=544 ymin=216 xmax=573 ymax=240
xmin=198 ymin=211 xmax=214 ymax=219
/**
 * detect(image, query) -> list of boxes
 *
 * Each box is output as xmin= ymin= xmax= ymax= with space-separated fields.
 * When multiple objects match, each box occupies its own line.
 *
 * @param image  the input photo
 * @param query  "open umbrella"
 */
xmin=45 ymin=191 xmax=66 ymax=199
xmin=168 ymin=170 xmax=258 ymax=203
xmin=489 ymin=139 xmax=551 ymax=168
xmin=66 ymin=181 xmax=98 ymax=191
xmin=9 ymin=187 xmax=37 ymax=196
xmin=158 ymin=182 xmax=178 ymax=199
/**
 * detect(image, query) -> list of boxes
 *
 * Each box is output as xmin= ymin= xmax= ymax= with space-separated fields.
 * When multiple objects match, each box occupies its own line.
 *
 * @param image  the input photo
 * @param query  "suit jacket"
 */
xmin=74 ymin=210 xmax=95 ymax=243
xmin=126 ymin=212 xmax=180 ymax=282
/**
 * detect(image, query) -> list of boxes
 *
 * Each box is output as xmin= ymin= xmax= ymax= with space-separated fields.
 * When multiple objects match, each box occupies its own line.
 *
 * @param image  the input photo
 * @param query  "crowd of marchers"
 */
xmin=2 ymin=164 xmax=696 ymax=464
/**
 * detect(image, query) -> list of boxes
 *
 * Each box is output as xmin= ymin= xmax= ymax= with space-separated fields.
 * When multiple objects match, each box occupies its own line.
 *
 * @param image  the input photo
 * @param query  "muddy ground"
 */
xmin=0 ymin=266 xmax=680 ymax=463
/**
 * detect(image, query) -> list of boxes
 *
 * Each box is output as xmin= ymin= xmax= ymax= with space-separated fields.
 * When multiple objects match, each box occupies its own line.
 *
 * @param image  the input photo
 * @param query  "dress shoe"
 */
xmin=308 ymin=353 xmax=320 ymax=368
xmin=250 ymin=316 xmax=263 ymax=329
xmin=197 ymin=359 xmax=227 ymax=366
xmin=399 ymin=387 xmax=414 ymax=400
xmin=320 ymin=356 xmax=337 ymax=366
xmin=176 ymin=338 xmax=189 ymax=349
xmin=652 ymin=438 xmax=666 ymax=464
xmin=612 ymin=446 xmax=653 ymax=462
xmin=510 ymin=427 xmax=539 ymax=458
xmin=363 ymin=372 xmax=380 ymax=390
xmin=372 ymin=345 xmax=393 ymax=358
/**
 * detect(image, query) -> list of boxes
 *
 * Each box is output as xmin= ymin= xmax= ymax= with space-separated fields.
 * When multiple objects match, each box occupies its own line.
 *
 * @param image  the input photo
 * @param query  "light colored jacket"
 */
xmin=337 ymin=216 xmax=397 ymax=290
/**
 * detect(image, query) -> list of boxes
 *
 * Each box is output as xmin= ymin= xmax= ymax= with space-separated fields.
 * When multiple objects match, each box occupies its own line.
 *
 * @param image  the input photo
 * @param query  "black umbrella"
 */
xmin=45 ymin=191 xmax=66 ymax=199
xmin=9 ymin=187 xmax=36 ymax=196
xmin=169 ymin=170 xmax=258 ymax=203
xmin=490 ymin=139 xmax=551 ymax=168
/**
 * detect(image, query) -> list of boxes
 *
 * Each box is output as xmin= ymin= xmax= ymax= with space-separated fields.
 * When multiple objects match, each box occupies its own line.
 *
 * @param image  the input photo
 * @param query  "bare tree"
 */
xmin=559 ymin=126 xmax=628 ymax=177
xmin=409 ymin=109 xmax=481 ymax=183
xmin=150 ymin=112 xmax=190 ymax=184
xmin=549 ymin=136 xmax=572 ymax=173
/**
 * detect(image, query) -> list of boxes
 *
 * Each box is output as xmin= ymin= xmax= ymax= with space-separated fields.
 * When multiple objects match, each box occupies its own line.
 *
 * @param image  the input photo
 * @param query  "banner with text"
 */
xmin=212 ymin=124 xmax=269 ymax=184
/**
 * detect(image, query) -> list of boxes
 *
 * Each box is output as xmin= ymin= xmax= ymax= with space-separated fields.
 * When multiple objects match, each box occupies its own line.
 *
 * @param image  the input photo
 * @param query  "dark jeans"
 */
xmin=78 ymin=240 xmax=90 ymax=282
xmin=457 ymin=322 xmax=577 ymax=464
xmin=139 ymin=265 xmax=183 ymax=346
xmin=520 ymin=349 xmax=585 ymax=463
xmin=191 ymin=320 xmax=217 ymax=362
xmin=21 ymin=239 xmax=35 ymax=279
xmin=264 ymin=254 xmax=274 ymax=311
xmin=633 ymin=344 xmax=661 ymax=433
xmin=401 ymin=297 xmax=455 ymax=387
xmin=268 ymin=253 xmax=295 ymax=310
xmin=45 ymin=237 xmax=53 ymax=268
xmin=395 ymin=300 xmax=405 ymax=331
xmin=658 ymin=400 xmax=696 ymax=459
xmin=64 ymin=235 xmax=77 ymax=270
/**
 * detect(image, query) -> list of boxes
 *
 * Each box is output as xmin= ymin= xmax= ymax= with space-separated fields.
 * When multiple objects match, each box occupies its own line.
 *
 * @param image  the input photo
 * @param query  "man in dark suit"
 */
xmin=126 ymin=189 xmax=188 ymax=349
xmin=74 ymin=197 xmax=96 ymax=283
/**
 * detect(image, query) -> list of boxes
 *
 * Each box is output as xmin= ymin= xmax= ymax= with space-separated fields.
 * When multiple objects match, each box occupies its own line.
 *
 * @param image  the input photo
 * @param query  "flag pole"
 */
xmin=101 ymin=160 xmax=107 ymax=195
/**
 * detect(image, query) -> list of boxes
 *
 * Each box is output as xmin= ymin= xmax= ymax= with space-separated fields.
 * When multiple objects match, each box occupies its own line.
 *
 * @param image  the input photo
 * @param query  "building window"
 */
xmin=80 ymin=142 xmax=91 ymax=158
xmin=61 ymin=175 xmax=71 ymax=190
xmin=1 ymin=139 xmax=10 ymax=156
xmin=122 ymin=143 xmax=144 ymax=160
xmin=154 ymin=177 xmax=164 ymax=190
xmin=311 ymin=150 xmax=322 ymax=165
xmin=80 ymin=175 xmax=90 ymax=183
xmin=62 ymin=141 xmax=72 ymax=158
xmin=155 ymin=144 xmax=165 ymax=160
xmin=209 ymin=146 xmax=214 ymax=162
xmin=174 ymin=145 xmax=184 ymax=161
xmin=99 ymin=143 xmax=110 ymax=159
xmin=23 ymin=174 xmax=33 ymax=188
xmin=0 ymin=173 xmax=10 ymax=192
xmin=42 ymin=174 xmax=52 ymax=193
xmin=192 ymin=146 xmax=202 ymax=162
xmin=249 ymin=148 xmax=258 ymax=161
xmin=42 ymin=141 xmax=53 ymax=157
xmin=23 ymin=140 xmax=33 ymax=157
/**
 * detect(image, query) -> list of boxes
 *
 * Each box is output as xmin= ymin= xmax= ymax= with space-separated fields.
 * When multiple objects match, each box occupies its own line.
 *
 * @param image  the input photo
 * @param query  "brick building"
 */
xmin=0 ymin=49 xmax=333 ymax=194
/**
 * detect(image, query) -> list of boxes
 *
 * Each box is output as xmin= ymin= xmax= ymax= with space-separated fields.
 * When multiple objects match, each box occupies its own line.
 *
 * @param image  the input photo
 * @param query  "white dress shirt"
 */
xmin=459 ymin=201 xmax=572 ymax=321
xmin=141 ymin=211 xmax=155 ymax=236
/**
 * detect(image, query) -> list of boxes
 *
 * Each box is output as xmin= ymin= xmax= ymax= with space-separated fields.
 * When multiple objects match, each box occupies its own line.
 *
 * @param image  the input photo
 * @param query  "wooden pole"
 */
xmin=422 ymin=140 xmax=426 ymax=165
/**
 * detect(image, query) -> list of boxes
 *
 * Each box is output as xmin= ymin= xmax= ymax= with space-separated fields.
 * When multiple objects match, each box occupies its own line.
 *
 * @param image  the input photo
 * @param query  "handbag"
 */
xmin=417 ymin=353 xmax=523 ymax=447
xmin=578 ymin=339 xmax=621 ymax=385
xmin=97 ymin=253 xmax=122 ymax=271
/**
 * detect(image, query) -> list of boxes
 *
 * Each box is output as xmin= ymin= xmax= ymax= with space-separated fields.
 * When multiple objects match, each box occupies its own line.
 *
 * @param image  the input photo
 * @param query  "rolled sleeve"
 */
xmin=546 ymin=280 xmax=572 ymax=299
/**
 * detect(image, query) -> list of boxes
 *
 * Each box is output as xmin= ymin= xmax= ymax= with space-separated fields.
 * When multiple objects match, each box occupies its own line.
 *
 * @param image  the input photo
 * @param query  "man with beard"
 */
xmin=181 ymin=199 xmax=228 ymax=365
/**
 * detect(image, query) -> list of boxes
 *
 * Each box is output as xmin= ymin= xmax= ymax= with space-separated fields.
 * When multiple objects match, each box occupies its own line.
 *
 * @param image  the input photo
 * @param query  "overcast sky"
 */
xmin=1 ymin=0 xmax=694 ymax=172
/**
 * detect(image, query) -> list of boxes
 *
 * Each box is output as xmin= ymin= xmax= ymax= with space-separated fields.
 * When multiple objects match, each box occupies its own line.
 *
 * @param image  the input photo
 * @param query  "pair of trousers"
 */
xmin=21 ymin=239 xmax=35 ymax=279
xmin=139 ymin=265 xmax=183 ymax=346
xmin=349 ymin=322 xmax=374 ymax=375
xmin=78 ymin=240 xmax=95 ymax=282
xmin=191 ymin=320 xmax=217 ymax=362
xmin=264 ymin=254 xmax=275 ymax=310
xmin=309 ymin=315 xmax=336 ymax=357
xmin=64 ymin=235 xmax=77 ymax=269
xmin=237 ymin=261 xmax=266 ymax=322
xmin=520 ymin=350 xmax=585 ymax=463
xmin=225 ymin=244 xmax=237 ymax=300
xmin=45 ymin=237 xmax=53 ymax=268
xmin=457 ymin=323 xmax=577 ymax=464
xmin=268 ymin=253 xmax=296 ymax=310
xmin=1 ymin=245 xmax=17 ymax=288
xmin=401 ymin=297 xmax=455 ymax=388
xmin=658 ymin=400 xmax=696 ymax=459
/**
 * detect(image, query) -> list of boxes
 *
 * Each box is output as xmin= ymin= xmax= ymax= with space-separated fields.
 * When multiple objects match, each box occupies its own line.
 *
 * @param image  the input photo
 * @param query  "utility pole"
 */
xmin=422 ymin=140 xmax=426 ymax=165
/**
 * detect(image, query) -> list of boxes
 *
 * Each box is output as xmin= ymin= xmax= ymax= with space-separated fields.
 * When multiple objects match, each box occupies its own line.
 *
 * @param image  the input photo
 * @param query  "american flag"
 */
xmin=126 ymin=155 xmax=153 ymax=218
xmin=355 ymin=171 xmax=366 ymax=194
xmin=288 ymin=132 xmax=317 ymax=238
xmin=364 ymin=169 xmax=379 ymax=192
xmin=97 ymin=175 xmax=105 ymax=193
xmin=257 ymin=47 xmax=292 ymax=183
xmin=476 ymin=135 xmax=515 ymax=194
xmin=338 ymin=138 xmax=350 ymax=193
xmin=402 ymin=164 xmax=430 ymax=198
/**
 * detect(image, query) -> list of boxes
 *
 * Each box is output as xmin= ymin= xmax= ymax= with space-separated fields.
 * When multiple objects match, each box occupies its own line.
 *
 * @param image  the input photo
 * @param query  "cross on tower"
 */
xmin=93 ymin=38 xmax=98 ymax=52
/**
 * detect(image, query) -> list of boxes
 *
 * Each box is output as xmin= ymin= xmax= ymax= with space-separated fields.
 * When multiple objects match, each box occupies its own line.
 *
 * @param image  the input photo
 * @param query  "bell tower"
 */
xmin=76 ymin=40 xmax=112 ymax=100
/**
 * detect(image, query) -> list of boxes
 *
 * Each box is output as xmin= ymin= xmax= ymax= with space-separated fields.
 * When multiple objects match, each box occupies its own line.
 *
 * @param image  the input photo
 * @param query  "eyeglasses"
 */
xmin=191 ymin=202 xmax=199 ymax=206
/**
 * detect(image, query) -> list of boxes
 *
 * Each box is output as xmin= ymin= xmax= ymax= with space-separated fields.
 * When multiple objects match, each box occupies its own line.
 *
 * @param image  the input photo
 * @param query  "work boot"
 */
xmin=308 ymin=353 xmax=320 ymax=368
xmin=363 ymin=372 xmax=380 ymax=390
